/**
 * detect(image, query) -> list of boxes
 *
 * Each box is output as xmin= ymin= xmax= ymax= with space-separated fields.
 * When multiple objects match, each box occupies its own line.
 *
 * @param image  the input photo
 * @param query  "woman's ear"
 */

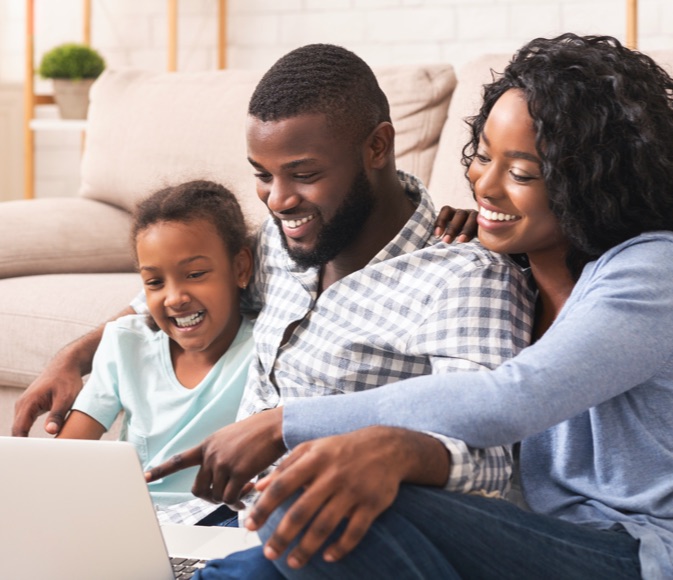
xmin=234 ymin=246 xmax=254 ymax=289
xmin=365 ymin=122 xmax=395 ymax=170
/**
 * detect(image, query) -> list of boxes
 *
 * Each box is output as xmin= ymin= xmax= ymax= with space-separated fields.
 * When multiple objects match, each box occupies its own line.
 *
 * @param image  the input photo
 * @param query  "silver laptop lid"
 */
xmin=0 ymin=437 xmax=174 ymax=580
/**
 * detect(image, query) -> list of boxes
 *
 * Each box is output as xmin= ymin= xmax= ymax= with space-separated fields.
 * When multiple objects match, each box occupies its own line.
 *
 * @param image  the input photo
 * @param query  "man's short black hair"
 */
xmin=248 ymin=43 xmax=391 ymax=143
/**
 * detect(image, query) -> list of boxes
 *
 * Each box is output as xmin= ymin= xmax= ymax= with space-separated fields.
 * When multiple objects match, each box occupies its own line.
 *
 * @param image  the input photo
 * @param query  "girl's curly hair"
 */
xmin=463 ymin=33 xmax=673 ymax=278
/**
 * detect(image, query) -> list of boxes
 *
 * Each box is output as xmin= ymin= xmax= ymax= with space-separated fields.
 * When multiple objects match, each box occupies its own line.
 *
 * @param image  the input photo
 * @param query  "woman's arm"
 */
xmin=282 ymin=235 xmax=673 ymax=449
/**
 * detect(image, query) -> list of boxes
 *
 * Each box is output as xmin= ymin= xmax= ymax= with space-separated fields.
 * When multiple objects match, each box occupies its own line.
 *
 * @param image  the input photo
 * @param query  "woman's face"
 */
xmin=468 ymin=89 xmax=567 ymax=260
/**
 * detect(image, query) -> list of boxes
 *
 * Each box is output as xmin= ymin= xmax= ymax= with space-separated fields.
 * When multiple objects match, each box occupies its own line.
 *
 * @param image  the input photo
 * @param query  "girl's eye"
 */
xmin=188 ymin=271 xmax=207 ymax=279
xmin=145 ymin=279 xmax=163 ymax=289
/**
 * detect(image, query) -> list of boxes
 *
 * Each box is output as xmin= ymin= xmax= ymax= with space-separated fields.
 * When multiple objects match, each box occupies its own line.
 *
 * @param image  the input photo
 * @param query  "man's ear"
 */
xmin=365 ymin=122 xmax=395 ymax=170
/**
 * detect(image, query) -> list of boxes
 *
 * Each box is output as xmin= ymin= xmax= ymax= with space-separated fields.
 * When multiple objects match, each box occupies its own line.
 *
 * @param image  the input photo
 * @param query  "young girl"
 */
xmin=225 ymin=35 xmax=673 ymax=579
xmin=59 ymin=180 xmax=254 ymax=512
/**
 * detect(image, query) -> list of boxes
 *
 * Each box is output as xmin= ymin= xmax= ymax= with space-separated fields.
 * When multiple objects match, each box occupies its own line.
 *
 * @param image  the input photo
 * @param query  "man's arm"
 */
xmin=12 ymin=306 xmax=134 ymax=437
xmin=247 ymin=426 xmax=450 ymax=569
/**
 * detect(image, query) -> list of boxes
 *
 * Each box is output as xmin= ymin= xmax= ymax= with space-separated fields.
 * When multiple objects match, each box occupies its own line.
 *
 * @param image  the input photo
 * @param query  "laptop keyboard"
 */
xmin=170 ymin=556 xmax=208 ymax=579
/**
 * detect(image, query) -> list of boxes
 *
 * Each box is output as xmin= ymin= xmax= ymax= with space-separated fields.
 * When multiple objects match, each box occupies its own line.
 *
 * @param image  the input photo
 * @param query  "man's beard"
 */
xmin=274 ymin=167 xmax=376 ymax=269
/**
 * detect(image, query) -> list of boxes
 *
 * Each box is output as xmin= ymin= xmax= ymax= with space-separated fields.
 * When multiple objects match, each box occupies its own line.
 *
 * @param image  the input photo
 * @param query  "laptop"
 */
xmin=0 ymin=437 xmax=260 ymax=580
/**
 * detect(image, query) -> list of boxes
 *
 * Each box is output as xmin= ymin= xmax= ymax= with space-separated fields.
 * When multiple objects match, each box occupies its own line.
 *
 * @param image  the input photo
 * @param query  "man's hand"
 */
xmin=246 ymin=426 xmax=450 ymax=570
xmin=433 ymin=205 xmax=478 ymax=244
xmin=12 ymin=307 xmax=132 ymax=437
xmin=145 ymin=407 xmax=286 ymax=507
xmin=13 ymin=349 xmax=85 ymax=437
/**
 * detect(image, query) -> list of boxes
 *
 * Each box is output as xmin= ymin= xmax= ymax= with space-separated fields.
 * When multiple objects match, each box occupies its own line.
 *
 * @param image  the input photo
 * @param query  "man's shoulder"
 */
xmin=410 ymin=239 xmax=524 ymax=274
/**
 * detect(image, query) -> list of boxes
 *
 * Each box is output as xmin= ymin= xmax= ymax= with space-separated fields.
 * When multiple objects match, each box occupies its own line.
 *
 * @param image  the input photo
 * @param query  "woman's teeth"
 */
xmin=285 ymin=214 xmax=315 ymax=229
xmin=480 ymin=207 xmax=519 ymax=221
xmin=174 ymin=311 xmax=205 ymax=327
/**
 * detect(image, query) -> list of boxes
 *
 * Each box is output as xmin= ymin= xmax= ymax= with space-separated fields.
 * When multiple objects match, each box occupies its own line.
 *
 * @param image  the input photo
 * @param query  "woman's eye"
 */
xmin=475 ymin=152 xmax=490 ymax=164
xmin=510 ymin=170 xmax=534 ymax=183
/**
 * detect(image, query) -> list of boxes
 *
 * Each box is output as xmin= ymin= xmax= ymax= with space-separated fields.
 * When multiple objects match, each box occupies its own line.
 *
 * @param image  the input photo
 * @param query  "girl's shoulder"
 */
xmin=105 ymin=314 xmax=161 ymax=341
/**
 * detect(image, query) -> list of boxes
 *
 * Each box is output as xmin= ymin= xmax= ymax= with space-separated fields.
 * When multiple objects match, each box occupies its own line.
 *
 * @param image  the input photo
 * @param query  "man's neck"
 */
xmin=319 ymin=175 xmax=415 ymax=293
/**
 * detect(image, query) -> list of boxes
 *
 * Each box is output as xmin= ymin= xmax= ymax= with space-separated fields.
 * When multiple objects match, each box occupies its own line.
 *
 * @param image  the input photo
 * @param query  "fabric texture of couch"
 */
xmin=3 ymin=48 xmax=671 ymax=436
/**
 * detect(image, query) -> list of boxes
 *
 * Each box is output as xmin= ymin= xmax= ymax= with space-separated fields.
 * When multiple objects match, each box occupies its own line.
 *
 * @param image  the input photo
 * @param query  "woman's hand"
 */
xmin=145 ymin=407 xmax=286 ymax=508
xmin=433 ymin=206 xmax=478 ymax=244
xmin=247 ymin=426 xmax=450 ymax=569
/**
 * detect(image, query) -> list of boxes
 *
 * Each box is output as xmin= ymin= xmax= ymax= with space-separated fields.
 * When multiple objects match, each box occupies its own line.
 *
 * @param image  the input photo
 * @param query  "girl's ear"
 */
xmin=234 ymin=246 xmax=254 ymax=289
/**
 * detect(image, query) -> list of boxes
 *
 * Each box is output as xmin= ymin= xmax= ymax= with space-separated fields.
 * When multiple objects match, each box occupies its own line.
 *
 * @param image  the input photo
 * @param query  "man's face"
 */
xmin=246 ymin=113 xmax=375 ymax=268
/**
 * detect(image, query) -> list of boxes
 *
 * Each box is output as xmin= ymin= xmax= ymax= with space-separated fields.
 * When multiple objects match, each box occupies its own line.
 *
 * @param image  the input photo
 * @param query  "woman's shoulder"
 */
xmin=597 ymin=231 xmax=673 ymax=266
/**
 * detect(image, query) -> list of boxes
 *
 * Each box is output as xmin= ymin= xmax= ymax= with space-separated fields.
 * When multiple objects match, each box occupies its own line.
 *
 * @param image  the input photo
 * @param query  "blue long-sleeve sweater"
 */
xmin=282 ymin=232 xmax=673 ymax=580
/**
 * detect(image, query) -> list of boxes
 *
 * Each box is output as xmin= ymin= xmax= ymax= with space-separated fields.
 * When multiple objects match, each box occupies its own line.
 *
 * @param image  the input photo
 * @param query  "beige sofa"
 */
xmin=2 ymin=48 xmax=672 ymax=436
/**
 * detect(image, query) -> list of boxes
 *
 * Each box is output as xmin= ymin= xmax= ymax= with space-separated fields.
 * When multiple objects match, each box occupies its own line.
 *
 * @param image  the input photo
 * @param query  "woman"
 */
xmin=239 ymin=34 xmax=673 ymax=579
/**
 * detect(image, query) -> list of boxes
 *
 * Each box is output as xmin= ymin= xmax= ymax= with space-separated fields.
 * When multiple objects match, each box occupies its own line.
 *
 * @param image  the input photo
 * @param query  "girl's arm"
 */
xmin=57 ymin=410 xmax=106 ymax=440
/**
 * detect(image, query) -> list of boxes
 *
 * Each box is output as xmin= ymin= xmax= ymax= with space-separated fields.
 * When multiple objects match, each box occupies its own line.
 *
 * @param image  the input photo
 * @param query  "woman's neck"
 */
xmin=528 ymin=250 xmax=576 ymax=341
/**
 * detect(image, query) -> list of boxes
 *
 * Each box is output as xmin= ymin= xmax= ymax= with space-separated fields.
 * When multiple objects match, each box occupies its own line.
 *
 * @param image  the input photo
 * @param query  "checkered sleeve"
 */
xmin=411 ymin=249 xmax=533 ymax=494
xmin=426 ymin=432 xmax=513 ymax=495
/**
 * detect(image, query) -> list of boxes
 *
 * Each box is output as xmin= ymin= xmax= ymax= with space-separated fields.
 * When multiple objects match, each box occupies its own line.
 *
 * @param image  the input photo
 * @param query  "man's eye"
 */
xmin=254 ymin=172 xmax=272 ymax=183
xmin=295 ymin=173 xmax=317 ymax=181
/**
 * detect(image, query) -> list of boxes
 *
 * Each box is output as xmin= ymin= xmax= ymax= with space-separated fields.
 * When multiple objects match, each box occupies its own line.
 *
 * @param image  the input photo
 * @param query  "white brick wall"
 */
xmin=0 ymin=0 xmax=671 ymax=200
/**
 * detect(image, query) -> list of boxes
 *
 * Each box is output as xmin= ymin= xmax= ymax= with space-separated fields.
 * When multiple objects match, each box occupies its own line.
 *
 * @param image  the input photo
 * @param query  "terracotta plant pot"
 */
xmin=52 ymin=78 xmax=95 ymax=119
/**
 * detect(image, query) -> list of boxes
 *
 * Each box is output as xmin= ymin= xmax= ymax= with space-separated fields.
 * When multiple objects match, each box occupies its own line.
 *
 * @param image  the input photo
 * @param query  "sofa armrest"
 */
xmin=0 ymin=197 xmax=135 ymax=279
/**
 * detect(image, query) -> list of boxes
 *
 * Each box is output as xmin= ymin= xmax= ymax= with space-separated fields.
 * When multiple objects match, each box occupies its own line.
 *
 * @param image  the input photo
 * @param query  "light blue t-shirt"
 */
xmin=72 ymin=314 xmax=254 ymax=508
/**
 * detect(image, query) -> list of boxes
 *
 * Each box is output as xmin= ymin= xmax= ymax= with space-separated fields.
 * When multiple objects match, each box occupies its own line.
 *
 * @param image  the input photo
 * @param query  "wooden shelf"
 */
xmin=29 ymin=119 xmax=87 ymax=132
xmin=24 ymin=0 xmax=228 ymax=199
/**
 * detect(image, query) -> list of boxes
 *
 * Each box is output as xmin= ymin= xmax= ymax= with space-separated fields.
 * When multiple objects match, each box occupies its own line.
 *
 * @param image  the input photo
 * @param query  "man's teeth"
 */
xmin=174 ymin=311 xmax=205 ymax=328
xmin=480 ymin=207 xmax=519 ymax=222
xmin=284 ymin=214 xmax=315 ymax=229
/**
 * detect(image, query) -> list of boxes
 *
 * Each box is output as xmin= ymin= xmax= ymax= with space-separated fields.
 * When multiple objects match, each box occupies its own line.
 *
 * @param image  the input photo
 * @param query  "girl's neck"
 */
xmin=169 ymin=316 xmax=242 ymax=389
xmin=527 ymin=250 xmax=576 ymax=341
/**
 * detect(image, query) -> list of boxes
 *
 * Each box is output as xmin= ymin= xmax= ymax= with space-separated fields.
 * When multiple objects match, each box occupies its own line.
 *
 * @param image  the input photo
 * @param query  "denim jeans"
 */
xmin=195 ymin=484 xmax=642 ymax=579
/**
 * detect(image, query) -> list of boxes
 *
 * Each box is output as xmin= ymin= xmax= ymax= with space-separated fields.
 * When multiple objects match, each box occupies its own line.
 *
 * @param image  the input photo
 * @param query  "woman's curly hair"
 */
xmin=463 ymin=33 xmax=673 ymax=277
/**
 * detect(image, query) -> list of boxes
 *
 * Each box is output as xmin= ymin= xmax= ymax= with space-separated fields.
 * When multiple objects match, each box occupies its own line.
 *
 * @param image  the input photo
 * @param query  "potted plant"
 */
xmin=38 ymin=43 xmax=106 ymax=119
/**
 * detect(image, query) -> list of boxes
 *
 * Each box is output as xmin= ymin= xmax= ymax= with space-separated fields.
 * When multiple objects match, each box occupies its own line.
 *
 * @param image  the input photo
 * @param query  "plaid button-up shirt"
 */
xmin=239 ymin=171 xmax=534 ymax=494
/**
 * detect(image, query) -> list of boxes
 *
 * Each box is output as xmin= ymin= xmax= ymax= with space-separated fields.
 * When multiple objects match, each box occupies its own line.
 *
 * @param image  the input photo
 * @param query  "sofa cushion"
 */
xmin=80 ymin=64 xmax=456 ymax=223
xmin=0 ymin=273 xmax=139 ymax=389
xmin=0 ymin=198 xmax=134 ymax=279
xmin=428 ymin=53 xmax=511 ymax=211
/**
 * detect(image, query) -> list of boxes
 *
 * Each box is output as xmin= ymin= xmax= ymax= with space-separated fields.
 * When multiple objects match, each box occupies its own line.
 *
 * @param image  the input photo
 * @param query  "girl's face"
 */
xmin=136 ymin=219 xmax=251 ymax=361
xmin=468 ymin=89 xmax=567 ymax=260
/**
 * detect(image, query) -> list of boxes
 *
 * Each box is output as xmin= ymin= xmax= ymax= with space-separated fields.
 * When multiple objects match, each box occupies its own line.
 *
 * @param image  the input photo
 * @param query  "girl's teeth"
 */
xmin=480 ymin=208 xmax=518 ymax=222
xmin=285 ymin=214 xmax=315 ymax=229
xmin=174 ymin=311 xmax=205 ymax=327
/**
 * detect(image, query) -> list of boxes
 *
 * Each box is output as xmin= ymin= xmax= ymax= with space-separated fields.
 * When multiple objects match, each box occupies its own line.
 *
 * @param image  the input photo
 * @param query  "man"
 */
xmin=14 ymin=43 xmax=532 ymax=568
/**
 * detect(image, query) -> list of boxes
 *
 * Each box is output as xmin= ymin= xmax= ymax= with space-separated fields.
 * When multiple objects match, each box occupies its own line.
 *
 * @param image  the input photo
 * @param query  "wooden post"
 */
xmin=24 ymin=0 xmax=35 ymax=199
xmin=168 ymin=0 xmax=178 ymax=71
xmin=217 ymin=0 xmax=227 ymax=69
xmin=83 ymin=0 xmax=91 ymax=45
xmin=626 ymin=0 xmax=638 ymax=50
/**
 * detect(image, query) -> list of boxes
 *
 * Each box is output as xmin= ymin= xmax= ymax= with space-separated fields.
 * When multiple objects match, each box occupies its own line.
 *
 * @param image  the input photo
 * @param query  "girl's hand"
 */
xmin=433 ymin=206 xmax=478 ymax=244
xmin=246 ymin=426 xmax=450 ymax=570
